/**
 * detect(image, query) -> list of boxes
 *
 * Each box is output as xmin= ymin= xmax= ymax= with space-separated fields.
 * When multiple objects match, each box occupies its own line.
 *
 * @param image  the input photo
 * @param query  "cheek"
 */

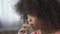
xmin=34 ymin=19 xmax=41 ymax=27
xmin=28 ymin=18 xmax=36 ymax=24
xmin=31 ymin=19 xmax=39 ymax=27
xmin=31 ymin=18 xmax=37 ymax=24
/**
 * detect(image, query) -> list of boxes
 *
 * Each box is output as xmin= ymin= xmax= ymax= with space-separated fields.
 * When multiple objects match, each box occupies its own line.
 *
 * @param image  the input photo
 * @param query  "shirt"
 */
xmin=55 ymin=30 xmax=60 ymax=34
xmin=31 ymin=30 xmax=41 ymax=34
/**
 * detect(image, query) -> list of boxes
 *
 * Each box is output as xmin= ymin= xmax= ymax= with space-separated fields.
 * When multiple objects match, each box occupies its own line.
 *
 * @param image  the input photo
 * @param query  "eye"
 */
xmin=29 ymin=19 xmax=32 ymax=22
xmin=28 ymin=18 xmax=32 ymax=22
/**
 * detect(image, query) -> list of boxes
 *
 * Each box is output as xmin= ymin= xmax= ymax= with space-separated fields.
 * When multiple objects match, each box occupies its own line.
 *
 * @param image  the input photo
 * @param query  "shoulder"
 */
xmin=31 ymin=31 xmax=36 ymax=34
xmin=55 ymin=30 xmax=60 ymax=34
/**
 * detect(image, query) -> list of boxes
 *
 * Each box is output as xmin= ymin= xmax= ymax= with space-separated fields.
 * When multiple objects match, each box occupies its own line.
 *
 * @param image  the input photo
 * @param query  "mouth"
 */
xmin=30 ymin=24 xmax=35 ymax=28
xmin=30 ymin=24 xmax=34 ymax=26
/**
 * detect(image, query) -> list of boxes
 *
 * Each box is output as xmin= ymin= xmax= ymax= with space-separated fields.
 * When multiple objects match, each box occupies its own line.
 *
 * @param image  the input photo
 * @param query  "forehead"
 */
xmin=27 ymin=15 xmax=35 ymax=18
xmin=27 ymin=15 xmax=38 ymax=19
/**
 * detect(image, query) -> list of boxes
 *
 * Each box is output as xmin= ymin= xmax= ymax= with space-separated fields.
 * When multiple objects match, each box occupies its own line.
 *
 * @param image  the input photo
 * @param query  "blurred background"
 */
xmin=0 ymin=0 xmax=33 ymax=34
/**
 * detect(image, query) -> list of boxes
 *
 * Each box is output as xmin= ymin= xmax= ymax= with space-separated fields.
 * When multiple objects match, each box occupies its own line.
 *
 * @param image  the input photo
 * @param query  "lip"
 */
xmin=31 ymin=24 xmax=34 ymax=25
xmin=30 ymin=24 xmax=35 ymax=27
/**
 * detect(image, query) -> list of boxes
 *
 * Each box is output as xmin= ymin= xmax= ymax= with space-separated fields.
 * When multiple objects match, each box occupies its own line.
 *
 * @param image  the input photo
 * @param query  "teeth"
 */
xmin=22 ymin=24 xmax=31 ymax=28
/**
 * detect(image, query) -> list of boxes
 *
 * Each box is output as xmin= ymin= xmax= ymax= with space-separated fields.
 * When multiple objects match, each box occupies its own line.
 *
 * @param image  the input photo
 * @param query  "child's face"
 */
xmin=27 ymin=15 xmax=41 ymax=30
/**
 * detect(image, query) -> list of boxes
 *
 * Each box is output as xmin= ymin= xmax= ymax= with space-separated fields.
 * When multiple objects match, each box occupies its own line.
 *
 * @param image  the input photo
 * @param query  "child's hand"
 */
xmin=18 ymin=28 xmax=28 ymax=34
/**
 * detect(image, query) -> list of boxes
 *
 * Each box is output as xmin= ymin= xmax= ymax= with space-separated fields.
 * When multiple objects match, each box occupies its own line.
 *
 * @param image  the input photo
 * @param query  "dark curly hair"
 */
xmin=15 ymin=0 xmax=60 ymax=33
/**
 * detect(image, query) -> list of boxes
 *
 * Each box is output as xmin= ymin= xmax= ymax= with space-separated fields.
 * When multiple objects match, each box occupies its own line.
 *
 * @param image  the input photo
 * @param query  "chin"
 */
xmin=31 ymin=27 xmax=36 ymax=30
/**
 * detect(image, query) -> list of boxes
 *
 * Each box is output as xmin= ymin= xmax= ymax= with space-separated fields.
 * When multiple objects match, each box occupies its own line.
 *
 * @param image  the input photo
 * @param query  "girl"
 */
xmin=15 ymin=0 xmax=60 ymax=34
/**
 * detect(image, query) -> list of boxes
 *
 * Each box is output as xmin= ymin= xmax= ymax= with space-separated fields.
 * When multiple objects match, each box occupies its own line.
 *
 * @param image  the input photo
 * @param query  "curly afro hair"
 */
xmin=15 ymin=0 xmax=60 ymax=31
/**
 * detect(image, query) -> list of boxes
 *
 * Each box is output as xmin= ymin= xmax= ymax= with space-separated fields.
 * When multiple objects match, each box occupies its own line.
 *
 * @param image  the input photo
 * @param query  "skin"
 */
xmin=18 ymin=15 xmax=41 ymax=34
xmin=18 ymin=15 xmax=57 ymax=34
xmin=27 ymin=15 xmax=41 ymax=30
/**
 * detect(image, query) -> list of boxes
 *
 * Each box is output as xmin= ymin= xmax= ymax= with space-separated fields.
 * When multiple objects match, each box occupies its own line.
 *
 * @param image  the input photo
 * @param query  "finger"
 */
xmin=24 ymin=28 xmax=29 ymax=31
xmin=18 ymin=29 xmax=25 ymax=33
